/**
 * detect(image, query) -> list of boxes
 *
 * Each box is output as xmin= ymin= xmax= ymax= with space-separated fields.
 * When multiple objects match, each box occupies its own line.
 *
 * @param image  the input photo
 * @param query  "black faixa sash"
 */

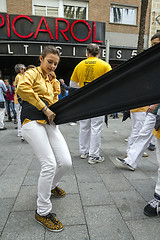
xmin=21 ymin=42 xmax=160 ymax=125
xmin=21 ymin=100 xmax=49 ymax=124
xmin=48 ymin=42 xmax=160 ymax=125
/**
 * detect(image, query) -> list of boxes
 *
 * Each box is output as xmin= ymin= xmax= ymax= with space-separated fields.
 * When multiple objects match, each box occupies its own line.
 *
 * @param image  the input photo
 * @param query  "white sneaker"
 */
xmin=80 ymin=154 xmax=89 ymax=159
xmin=88 ymin=156 xmax=105 ymax=164
xmin=69 ymin=122 xmax=77 ymax=126
xmin=142 ymin=152 xmax=148 ymax=157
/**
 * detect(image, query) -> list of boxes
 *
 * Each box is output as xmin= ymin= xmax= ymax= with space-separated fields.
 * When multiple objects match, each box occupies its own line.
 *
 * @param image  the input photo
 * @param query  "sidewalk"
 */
xmin=0 ymin=116 xmax=160 ymax=240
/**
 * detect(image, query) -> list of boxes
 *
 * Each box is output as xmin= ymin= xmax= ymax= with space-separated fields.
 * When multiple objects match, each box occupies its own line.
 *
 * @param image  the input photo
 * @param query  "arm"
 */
xmin=17 ymin=69 xmax=46 ymax=110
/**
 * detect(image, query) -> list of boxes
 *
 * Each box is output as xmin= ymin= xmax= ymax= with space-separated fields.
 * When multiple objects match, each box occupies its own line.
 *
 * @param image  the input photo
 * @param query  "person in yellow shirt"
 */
xmin=14 ymin=63 xmax=26 ymax=139
xmin=48 ymin=71 xmax=61 ymax=103
xmin=17 ymin=46 xmax=72 ymax=232
xmin=70 ymin=43 xmax=112 ymax=164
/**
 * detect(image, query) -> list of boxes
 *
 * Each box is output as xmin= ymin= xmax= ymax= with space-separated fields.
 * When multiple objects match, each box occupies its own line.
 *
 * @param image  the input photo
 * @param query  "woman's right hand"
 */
xmin=44 ymin=108 xmax=56 ymax=124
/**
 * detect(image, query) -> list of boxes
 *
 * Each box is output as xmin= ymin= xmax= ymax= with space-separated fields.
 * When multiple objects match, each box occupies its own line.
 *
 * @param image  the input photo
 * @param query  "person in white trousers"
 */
xmin=143 ymin=32 xmax=160 ymax=217
xmin=116 ymin=112 xmax=156 ymax=170
xmin=70 ymin=43 xmax=112 ymax=164
xmin=17 ymin=46 xmax=72 ymax=232
xmin=0 ymin=79 xmax=7 ymax=130
xmin=116 ymin=32 xmax=160 ymax=171
xmin=14 ymin=63 xmax=26 ymax=139
xmin=126 ymin=108 xmax=148 ymax=157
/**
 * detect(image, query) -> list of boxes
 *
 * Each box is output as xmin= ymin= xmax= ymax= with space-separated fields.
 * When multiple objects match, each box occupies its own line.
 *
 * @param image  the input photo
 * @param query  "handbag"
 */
xmin=0 ymin=102 xmax=5 ymax=108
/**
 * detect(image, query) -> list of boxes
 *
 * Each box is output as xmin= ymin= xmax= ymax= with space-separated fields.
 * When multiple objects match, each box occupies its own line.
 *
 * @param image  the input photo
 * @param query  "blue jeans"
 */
xmin=6 ymin=100 xmax=16 ymax=120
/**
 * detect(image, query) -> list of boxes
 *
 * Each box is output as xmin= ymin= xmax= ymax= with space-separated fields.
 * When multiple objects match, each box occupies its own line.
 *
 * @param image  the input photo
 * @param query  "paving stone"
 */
xmin=130 ymin=179 xmax=156 ymax=201
xmin=110 ymin=190 xmax=147 ymax=220
xmin=45 ymin=225 xmax=89 ymax=240
xmin=51 ymin=194 xmax=85 ymax=226
xmin=126 ymin=218 xmax=160 ymax=240
xmin=100 ymin=173 xmax=134 ymax=192
xmin=0 ymin=198 xmax=15 ymax=229
xmin=13 ymin=186 xmax=37 ymax=211
xmin=84 ymin=205 xmax=134 ymax=240
xmin=75 ymin=168 xmax=102 ymax=183
xmin=78 ymin=182 xmax=113 ymax=206
xmin=0 ymin=211 xmax=45 ymax=240
xmin=23 ymin=170 xmax=39 ymax=186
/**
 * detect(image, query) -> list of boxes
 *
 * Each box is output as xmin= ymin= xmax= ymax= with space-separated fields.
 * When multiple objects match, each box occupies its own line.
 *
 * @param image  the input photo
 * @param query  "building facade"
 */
xmin=149 ymin=0 xmax=160 ymax=46
xmin=0 ymin=0 xmax=153 ymax=82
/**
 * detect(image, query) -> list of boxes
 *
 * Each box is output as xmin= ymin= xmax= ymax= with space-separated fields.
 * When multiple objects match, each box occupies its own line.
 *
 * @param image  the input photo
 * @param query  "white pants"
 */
xmin=150 ymin=135 xmax=156 ymax=145
xmin=127 ymin=112 xmax=146 ymax=154
xmin=0 ymin=107 xmax=5 ymax=129
xmin=125 ymin=113 xmax=156 ymax=168
xmin=15 ymin=103 xmax=22 ymax=136
xmin=22 ymin=121 xmax=72 ymax=216
xmin=79 ymin=116 xmax=104 ymax=158
xmin=155 ymin=138 xmax=160 ymax=195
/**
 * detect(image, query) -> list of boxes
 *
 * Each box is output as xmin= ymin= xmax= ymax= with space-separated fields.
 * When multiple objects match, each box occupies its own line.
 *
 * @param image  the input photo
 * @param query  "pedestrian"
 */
xmin=58 ymin=79 xmax=77 ymax=126
xmin=0 ymin=76 xmax=7 ymax=130
xmin=14 ymin=63 xmax=26 ymax=139
xmin=116 ymin=33 xmax=160 ymax=171
xmin=48 ymin=71 xmax=61 ymax=103
xmin=4 ymin=79 xmax=17 ymax=123
xmin=17 ymin=45 xmax=72 ymax=232
xmin=70 ymin=43 xmax=112 ymax=164
xmin=143 ymin=31 xmax=160 ymax=217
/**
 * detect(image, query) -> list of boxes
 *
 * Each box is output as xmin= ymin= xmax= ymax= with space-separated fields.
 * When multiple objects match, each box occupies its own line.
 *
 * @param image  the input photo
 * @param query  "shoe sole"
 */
xmin=143 ymin=210 xmax=157 ymax=217
xmin=88 ymin=159 xmax=105 ymax=164
xmin=51 ymin=193 xmax=66 ymax=198
xmin=35 ymin=218 xmax=64 ymax=232
xmin=116 ymin=158 xmax=135 ymax=171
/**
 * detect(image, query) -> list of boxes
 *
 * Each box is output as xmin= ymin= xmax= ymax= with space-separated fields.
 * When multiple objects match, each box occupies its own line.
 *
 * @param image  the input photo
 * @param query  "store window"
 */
xmin=0 ymin=0 xmax=7 ymax=12
xmin=64 ymin=5 xmax=86 ymax=19
xmin=34 ymin=5 xmax=58 ymax=17
xmin=110 ymin=5 xmax=137 ymax=25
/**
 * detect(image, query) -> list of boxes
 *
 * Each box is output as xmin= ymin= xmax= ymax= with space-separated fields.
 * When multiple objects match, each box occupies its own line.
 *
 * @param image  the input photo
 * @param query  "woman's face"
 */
xmin=40 ymin=53 xmax=60 ymax=76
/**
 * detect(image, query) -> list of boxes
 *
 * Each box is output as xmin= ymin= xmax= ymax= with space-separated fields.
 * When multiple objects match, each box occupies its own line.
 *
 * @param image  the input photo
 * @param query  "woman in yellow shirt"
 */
xmin=17 ymin=46 xmax=72 ymax=232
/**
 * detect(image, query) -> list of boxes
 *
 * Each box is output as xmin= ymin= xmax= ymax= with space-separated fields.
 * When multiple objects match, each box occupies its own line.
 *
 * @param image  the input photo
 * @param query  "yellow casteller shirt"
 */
xmin=71 ymin=57 xmax=112 ymax=88
xmin=17 ymin=66 xmax=58 ymax=126
xmin=130 ymin=106 xmax=148 ymax=113
xmin=14 ymin=73 xmax=23 ymax=104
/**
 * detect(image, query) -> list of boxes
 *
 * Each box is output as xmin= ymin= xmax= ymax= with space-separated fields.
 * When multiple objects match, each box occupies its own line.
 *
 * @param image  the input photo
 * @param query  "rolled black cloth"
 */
xmin=50 ymin=42 xmax=160 ymax=125
xmin=21 ymin=100 xmax=49 ymax=124
xmin=21 ymin=43 xmax=160 ymax=126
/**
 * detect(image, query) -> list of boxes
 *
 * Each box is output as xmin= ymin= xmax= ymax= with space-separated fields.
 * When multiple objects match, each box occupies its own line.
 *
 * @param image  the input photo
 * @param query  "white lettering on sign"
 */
xmin=8 ymin=44 xmax=13 ymax=54
xmin=56 ymin=46 xmax=62 ymax=55
xmin=24 ymin=45 xmax=29 ymax=54
xmin=73 ymin=47 xmax=76 ymax=56
xmin=131 ymin=50 xmax=137 ymax=58
xmin=102 ymin=49 xmax=106 ymax=58
xmin=116 ymin=50 xmax=122 ymax=59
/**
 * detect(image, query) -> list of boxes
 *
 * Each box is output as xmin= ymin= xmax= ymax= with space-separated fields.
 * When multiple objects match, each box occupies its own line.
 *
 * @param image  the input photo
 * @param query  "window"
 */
xmin=34 ymin=5 xmax=58 ymax=17
xmin=64 ymin=5 xmax=86 ymax=19
xmin=110 ymin=5 xmax=137 ymax=25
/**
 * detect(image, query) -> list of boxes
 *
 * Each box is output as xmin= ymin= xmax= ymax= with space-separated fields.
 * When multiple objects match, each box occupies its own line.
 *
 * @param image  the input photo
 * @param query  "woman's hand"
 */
xmin=147 ymin=104 xmax=159 ymax=113
xmin=43 ymin=107 xmax=56 ymax=124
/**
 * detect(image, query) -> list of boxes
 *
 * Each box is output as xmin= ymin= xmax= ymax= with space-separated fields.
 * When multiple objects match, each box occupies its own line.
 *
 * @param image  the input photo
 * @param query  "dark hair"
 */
xmin=151 ymin=32 xmax=160 ymax=41
xmin=14 ymin=64 xmax=25 ymax=73
xmin=41 ymin=46 xmax=60 ymax=59
xmin=87 ymin=43 xmax=100 ymax=57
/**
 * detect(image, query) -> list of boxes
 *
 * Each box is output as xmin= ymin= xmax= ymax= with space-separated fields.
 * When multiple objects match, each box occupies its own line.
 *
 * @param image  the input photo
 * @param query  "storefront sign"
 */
xmin=0 ymin=13 xmax=105 ymax=44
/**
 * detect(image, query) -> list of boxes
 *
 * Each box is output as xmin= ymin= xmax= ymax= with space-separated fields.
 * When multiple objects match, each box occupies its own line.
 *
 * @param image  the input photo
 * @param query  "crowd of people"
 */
xmin=0 ymin=32 xmax=160 ymax=232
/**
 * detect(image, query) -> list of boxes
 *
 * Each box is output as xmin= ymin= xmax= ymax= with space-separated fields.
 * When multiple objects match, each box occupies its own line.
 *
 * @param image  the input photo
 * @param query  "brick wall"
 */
xmin=149 ymin=0 xmax=160 ymax=43
xmin=89 ymin=0 xmax=151 ymax=35
xmin=7 ymin=0 xmax=32 ymax=15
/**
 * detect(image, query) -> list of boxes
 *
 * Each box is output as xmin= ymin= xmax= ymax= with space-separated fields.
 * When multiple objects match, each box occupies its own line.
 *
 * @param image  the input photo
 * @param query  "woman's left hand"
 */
xmin=44 ymin=108 xmax=56 ymax=124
